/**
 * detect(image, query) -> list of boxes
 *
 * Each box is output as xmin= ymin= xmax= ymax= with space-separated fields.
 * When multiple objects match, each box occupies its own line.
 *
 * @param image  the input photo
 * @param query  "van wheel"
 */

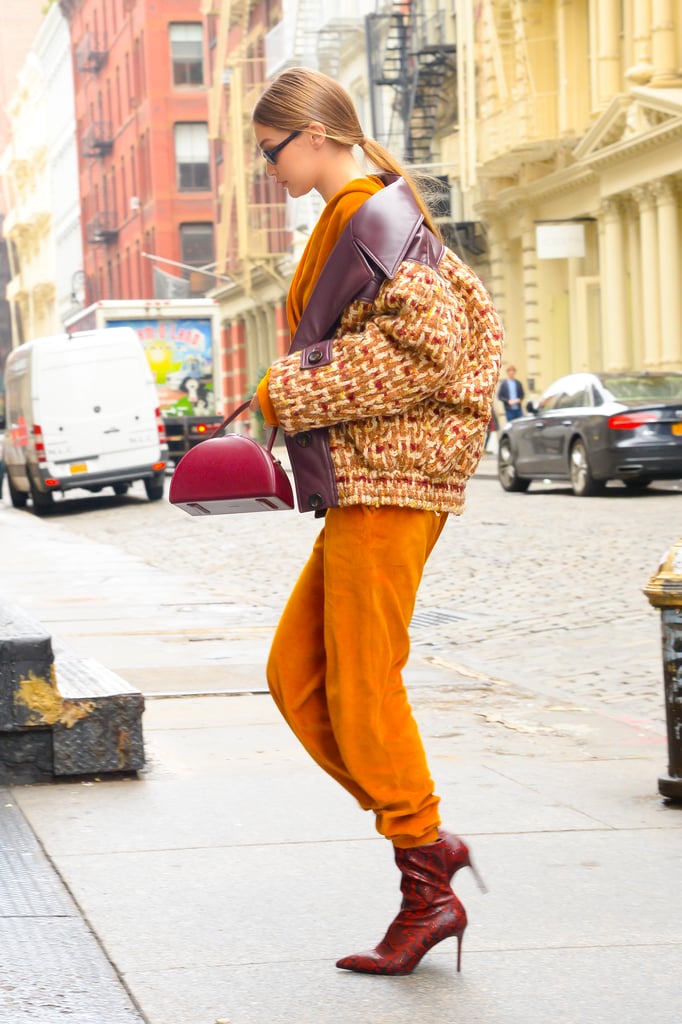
xmin=144 ymin=478 xmax=165 ymax=501
xmin=29 ymin=472 xmax=54 ymax=515
xmin=8 ymin=476 xmax=28 ymax=509
xmin=113 ymin=482 xmax=130 ymax=496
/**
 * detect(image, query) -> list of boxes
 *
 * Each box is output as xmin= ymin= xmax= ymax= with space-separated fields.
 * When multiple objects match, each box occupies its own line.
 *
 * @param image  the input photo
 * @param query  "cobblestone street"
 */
xmin=30 ymin=459 xmax=682 ymax=729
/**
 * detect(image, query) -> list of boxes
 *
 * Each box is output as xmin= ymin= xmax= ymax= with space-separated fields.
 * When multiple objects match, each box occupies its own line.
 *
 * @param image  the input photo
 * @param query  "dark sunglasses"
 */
xmin=260 ymin=129 xmax=302 ymax=165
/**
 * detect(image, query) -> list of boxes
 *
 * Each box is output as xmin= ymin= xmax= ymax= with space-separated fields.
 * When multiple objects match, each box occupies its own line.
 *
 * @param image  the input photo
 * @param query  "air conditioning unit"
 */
xmin=130 ymin=196 xmax=140 ymax=211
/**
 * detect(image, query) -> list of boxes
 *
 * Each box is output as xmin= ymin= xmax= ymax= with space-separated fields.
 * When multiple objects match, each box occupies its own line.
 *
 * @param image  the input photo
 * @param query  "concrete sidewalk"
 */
xmin=1 ymin=499 xmax=681 ymax=1024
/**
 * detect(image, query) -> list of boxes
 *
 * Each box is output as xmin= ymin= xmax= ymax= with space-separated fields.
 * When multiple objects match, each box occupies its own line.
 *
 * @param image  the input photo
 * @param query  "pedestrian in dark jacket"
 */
xmin=498 ymin=364 xmax=525 ymax=421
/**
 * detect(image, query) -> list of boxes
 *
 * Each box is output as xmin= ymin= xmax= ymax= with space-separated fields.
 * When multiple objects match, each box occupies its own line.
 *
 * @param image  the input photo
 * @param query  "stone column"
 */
xmin=231 ymin=319 xmax=248 ymax=408
xmin=626 ymin=0 xmax=653 ymax=84
xmin=650 ymin=0 xmax=682 ymax=86
xmin=626 ymin=197 xmax=644 ymax=370
xmin=254 ymin=305 xmax=271 ymax=373
xmin=634 ymin=186 xmax=662 ymax=368
xmin=485 ymin=219 xmax=509 ymax=334
xmin=557 ymin=0 xmax=590 ymax=133
xmin=567 ymin=256 xmax=585 ymax=368
xmin=243 ymin=310 xmax=259 ymax=392
xmin=597 ymin=0 xmax=622 ymax=104
xmin=654 ymin=178 xmax=682 ymax=369
xmin=486 ymin=220 xmax=512 ymax=403
xmin=521 ymin=219 xmax=542 ymax=387
xmin=599 ymin=197 xmax=629 ymax=370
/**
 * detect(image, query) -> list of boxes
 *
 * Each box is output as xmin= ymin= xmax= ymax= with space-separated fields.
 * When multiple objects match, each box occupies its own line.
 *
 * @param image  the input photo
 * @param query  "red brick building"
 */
xmin=58 ymin=0 xmax=215 ymax=303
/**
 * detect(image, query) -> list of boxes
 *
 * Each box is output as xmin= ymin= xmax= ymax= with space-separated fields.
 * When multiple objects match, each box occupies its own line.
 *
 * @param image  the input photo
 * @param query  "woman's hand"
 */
xmin=250 ymin=390 xmax=276 ymax=427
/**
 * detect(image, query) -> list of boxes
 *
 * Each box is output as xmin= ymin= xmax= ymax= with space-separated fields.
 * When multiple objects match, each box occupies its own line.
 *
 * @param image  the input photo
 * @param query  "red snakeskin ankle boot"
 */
xmin=335 ymin=837 xmax=467 ymax=976
xmin=439 ymin=828 xmax=487 ymax=892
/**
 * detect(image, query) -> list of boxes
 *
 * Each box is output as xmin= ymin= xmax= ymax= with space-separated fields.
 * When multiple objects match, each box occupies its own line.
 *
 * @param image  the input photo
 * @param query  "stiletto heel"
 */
xmin=439 ymin=828 xmax=488 ymax=893
xmin=467 ymin=857 xmax=487 ymax=894
xmin=336 ymin=838 xmax=467 ymax=976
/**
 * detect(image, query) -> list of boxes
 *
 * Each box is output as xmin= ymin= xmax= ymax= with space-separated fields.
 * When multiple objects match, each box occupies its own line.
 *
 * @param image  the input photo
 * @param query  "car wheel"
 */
xmin=144 ymin=478 xmax=165 ymax=501
xmin=28 ymin=470 xmax=54 ymax=515
xmin=8 ymin=474 xmax=28 ymax=509
xmin=498 ymin=438 xmax=530 ymax=492
xmin=113 ymin=482 xmax=130 ymax=496
xmin=569 ymin=440 xmax=605 ymax=497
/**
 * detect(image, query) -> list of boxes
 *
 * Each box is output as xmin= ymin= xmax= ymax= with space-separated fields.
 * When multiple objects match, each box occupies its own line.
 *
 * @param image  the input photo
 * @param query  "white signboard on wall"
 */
xmin=536 ymin=222 xmax=586 ymax=259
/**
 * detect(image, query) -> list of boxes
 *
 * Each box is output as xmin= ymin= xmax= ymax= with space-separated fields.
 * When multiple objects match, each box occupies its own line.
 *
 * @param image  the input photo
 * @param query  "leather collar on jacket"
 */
xmin=284 ymin=175 xmax=445 ymax=514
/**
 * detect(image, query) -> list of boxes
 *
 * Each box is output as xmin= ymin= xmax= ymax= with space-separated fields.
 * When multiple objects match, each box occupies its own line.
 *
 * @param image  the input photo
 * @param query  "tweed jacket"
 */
xmin=267 ymin=175 xmax=503 ymax=515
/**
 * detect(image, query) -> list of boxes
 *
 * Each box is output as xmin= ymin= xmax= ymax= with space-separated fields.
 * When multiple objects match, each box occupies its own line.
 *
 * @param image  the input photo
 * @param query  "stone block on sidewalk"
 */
xmin=52 ymin=653 xmax=145 ymax=776
xmin=0 ymin=729 xmax=54 ymax=785
xmin=0 ymin=603 xmax=54 ymax=731
xmin=0 ymin=600 xmax=145 ymax=783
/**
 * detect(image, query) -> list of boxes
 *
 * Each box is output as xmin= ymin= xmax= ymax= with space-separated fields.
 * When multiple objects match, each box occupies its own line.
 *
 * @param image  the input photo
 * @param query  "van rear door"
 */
xmin=37 ymin=336 xmax=161 ymax=477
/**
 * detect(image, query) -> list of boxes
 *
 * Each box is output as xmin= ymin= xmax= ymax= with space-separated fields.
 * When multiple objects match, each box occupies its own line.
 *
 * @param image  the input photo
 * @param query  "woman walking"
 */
xmin=250 ymin=67 xmax=502 ymax=975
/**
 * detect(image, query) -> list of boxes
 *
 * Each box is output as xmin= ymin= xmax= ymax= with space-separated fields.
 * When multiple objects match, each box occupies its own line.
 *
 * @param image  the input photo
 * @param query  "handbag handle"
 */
xmin=208 ymin=399 xmax=279 ymax=452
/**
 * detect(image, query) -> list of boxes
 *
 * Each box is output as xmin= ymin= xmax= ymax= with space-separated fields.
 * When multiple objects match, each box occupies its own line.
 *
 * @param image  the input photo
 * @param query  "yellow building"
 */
xmin=457 ymin=0 xmax=682 ymax=395
xmin=1 ymin=3 xmax=82 ymax=345
xmin=206 ymin=1 xmax=682 ymax=407
xmin=1 ymin=52 xmax=54 ymax=344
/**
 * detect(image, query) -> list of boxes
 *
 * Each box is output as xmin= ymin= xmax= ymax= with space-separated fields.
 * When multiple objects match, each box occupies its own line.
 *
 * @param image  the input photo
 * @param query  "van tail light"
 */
xmin=33 ymin=424 xmax=47 ymax=463
xmin=155 ymin=408 xmax=168 ymax=444
xmin=608 ymin=411 xmax=660 ymax=430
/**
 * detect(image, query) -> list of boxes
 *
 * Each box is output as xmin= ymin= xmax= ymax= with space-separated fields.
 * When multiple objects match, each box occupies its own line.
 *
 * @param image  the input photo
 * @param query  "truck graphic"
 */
xmin=65 ymin=300 xmax=223 ymax=462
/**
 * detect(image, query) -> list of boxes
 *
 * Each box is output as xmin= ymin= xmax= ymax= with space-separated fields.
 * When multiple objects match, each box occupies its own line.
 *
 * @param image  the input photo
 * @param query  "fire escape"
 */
xmin=366 ymin=0 xmax=457 ymax=166
xmin=205 ymin=0 xmax=288 ymax=293
xmin=366 ymin=1 xmax=485 ymax=260
xmin=72 ymin=26 xmax=119 ymax=251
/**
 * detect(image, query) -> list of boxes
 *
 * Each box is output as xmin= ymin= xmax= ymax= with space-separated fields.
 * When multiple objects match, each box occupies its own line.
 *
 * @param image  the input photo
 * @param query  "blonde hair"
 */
xmin=252 ymin=67 xmax=441 ymax=238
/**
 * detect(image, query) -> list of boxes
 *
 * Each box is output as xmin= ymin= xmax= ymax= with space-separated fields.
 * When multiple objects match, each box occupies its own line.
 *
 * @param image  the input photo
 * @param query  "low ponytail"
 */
xmin=360 ymin=137 xmax=442 ymax=240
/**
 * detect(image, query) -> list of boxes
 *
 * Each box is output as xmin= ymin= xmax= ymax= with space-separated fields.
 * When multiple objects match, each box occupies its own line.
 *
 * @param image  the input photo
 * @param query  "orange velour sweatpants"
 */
xmin=267 ymin=504 xmax=448 ymax=848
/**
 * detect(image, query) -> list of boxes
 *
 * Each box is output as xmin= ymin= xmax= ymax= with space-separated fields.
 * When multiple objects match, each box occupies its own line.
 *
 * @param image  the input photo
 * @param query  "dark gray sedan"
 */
xmin=497 ymin=371 xmax=682 ymax=496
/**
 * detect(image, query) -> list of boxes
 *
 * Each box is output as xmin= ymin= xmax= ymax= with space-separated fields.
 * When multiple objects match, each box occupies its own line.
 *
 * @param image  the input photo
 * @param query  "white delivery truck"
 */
xmin=64 ymin=298 xmax=224 ymax=463
xmin=2 ymin=327 xmax=169 ymax=514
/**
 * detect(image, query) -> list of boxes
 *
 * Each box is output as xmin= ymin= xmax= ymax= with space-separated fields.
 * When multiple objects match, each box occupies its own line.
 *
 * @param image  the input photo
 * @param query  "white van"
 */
xmin=2 ymin=327 xmax=168 ymax=514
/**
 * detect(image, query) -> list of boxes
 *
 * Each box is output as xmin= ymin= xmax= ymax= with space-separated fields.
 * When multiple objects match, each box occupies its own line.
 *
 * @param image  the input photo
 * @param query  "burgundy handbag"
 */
xmin=169 ymin=400 xmax=295 ymax=515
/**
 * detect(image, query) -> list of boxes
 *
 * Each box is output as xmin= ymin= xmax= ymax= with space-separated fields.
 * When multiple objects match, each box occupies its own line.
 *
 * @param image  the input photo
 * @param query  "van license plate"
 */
xmin=70 ymin=463 xmax=88 ymax=474
xmin=673 ymin=424 xmax=682 ymax=436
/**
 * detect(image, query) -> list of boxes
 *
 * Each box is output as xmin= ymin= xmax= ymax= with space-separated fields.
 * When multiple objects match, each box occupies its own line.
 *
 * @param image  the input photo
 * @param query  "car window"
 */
xmin=602 ymin=375 xmax=682 ymax=401
xmin=537 ymin=389 xmax=562 ymax=412
xmin=555 ymin=387 xmax=590 ymax=409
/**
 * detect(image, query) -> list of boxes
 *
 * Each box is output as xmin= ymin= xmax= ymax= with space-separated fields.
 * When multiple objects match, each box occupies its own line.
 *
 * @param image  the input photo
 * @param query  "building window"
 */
xmin=170 ymin=23 xmax=204 ymax=86
xmin=174 ymin=123 xmax=210 ymax=190
xmin=125 ymin=53 xmax=132 ymax=110
xmin=180 ymin=223 xmax=215 ymax=269
xmin=133 ymin=34 xmax=145 ymax=103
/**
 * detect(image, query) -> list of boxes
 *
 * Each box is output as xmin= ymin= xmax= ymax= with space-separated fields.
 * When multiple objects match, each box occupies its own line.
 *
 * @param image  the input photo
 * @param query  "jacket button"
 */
xmin=309 ymin=492 xmax=323 ymax=510
xmin=307 ymin=348 xmax=323 ymax=364
xmin=296 ymin=431 xmax=312 ymax=448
